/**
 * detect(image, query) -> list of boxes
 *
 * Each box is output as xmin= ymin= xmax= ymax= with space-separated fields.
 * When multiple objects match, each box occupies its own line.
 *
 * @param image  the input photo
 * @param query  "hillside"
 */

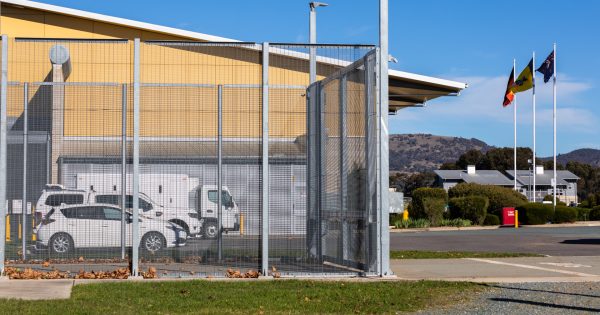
xmin=389 ymin=134 xmax=494 ymax=173
xmin=541 ymin=148 xmax=600 ymax=167
xmin=389 ymin=134 xmax=600 ymax=173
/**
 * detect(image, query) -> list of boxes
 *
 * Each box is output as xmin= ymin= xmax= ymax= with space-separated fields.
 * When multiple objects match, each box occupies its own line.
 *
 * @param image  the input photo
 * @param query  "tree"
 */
xmin=389 ymin=172 xmax=436 ymax=196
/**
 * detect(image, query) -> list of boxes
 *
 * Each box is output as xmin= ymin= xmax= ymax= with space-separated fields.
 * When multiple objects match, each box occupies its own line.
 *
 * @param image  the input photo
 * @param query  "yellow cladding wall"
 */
xmin=1 ymin=5 xmax=348 ymax=138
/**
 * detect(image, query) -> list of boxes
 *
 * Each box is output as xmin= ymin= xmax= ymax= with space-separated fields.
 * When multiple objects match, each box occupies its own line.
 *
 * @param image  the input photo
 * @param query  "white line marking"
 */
xmin=465 ymin=258 xmax=599 ymax=277
xmin=540 ymin=262 xmax=592 ymax=268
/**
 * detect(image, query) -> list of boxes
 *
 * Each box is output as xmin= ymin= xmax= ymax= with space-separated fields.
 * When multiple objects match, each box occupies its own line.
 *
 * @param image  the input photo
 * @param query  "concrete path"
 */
xmin=0 ymin=279 xmax=73 ymax=300
xmin=392 ymin=256 xmax=600 ymax=283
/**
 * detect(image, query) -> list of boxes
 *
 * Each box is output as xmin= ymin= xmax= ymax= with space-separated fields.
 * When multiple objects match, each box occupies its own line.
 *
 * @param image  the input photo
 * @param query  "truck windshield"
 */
xmin=207 ymin=190 xmax=233 ymax=207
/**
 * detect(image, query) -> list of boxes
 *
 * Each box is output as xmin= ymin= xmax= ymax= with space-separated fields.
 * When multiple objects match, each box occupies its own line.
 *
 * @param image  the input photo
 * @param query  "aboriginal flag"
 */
xmin=503 ymin=67 xmax=515 ymax=107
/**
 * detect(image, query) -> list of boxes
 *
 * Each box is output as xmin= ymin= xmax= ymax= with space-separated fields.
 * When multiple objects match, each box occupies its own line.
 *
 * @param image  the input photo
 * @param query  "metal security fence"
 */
xmin=0 ymin=36 xmax=389 ymax=278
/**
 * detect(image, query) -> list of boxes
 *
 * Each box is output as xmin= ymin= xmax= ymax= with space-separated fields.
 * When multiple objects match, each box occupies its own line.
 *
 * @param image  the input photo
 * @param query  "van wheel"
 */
xmin=141 ymin=232 xmax=166 ymax=253
xmin=49 ymin=233 xmax=74 ymax=255
xmin=203 ymin=221 xmax=219 ymax=239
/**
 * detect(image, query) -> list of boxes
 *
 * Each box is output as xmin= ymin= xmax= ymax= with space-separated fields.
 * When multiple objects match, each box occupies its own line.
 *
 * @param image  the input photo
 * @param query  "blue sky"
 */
xmin=42 ymin=0 xmax=600 ymax=156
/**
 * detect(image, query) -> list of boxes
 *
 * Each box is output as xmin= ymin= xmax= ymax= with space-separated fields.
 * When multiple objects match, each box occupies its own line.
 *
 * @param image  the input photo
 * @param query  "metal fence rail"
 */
xmin=0 ymin=36 xmax=384 ymax=278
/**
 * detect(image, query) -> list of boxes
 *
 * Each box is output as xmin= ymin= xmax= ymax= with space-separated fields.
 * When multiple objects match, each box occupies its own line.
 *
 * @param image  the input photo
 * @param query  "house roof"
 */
xmin=1 ymin=0 xmax=467 ymax=112
xmin=434 ymin=170 xmax=515 ymax=186
xmin=506 ymin=170 xmax=579 ymax=187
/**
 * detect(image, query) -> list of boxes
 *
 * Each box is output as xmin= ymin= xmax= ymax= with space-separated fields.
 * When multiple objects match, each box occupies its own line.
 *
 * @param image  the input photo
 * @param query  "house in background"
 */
xmin=434 ymin=165 xmax=518 ymax=191
xmin=506 ymin=167 xmax=579 ymax=204
xmin=434 ymin=165 xmax=580 ymax=204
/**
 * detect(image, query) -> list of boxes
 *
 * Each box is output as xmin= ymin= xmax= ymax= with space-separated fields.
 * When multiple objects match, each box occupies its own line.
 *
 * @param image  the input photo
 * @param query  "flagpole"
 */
xmin=532 ymin=51 xmax=536 ymax=202
xmin=513 ymin=59 xmax=517 ymax=191
xmin=553 ymin=43 xmax=557 ymax=209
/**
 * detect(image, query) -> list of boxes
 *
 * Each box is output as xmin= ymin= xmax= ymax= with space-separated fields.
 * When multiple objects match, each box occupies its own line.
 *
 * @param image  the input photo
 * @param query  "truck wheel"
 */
xmin=141 ymin=232 xmax=166 ymax=253
xmin=203 ymin=221 xmax=219 ymax=239
xmin=49 ymin=233 xmax=74 ymax=256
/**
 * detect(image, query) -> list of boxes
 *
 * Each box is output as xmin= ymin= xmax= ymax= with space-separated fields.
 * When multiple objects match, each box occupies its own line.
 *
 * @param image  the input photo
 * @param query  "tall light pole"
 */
xmin=309 ymin=2 xmax=328 ymax=84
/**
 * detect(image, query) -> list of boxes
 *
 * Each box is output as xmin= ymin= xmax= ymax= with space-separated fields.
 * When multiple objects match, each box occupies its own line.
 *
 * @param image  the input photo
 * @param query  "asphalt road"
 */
xmin=391 ymin=226 xmax=600 ymax=256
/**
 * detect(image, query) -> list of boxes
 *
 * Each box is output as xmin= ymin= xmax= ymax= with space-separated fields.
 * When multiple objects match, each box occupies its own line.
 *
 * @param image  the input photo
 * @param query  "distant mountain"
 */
xmin=389 ymin=134 xmax=600 ymax=173
xmin=541 ymin=148 xmax=600 ymax=167
xmin=389 ymin=134 xmax=494 ymax=173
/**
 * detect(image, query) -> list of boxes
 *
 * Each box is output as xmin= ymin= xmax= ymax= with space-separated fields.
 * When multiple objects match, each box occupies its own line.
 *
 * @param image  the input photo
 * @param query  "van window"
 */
xmin=45 ymin=194 xmax=84 ymax=207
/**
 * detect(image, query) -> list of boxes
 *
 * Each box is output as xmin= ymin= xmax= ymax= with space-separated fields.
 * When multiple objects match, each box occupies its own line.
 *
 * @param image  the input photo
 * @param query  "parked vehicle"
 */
xmin=34 ymin=203 xmax=187 ymax=254
xmin=75 ymin=174 xmax=241 ymax=239
xmin=36 ymin=175 xmax=241 ymax=239
xmin=89 ymin=191 xmax=201 ymax=237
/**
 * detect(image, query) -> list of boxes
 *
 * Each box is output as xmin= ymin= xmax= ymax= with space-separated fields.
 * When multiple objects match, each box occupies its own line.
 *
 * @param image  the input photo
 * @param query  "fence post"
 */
xmin=378 ymin=0 xmax=391 ymax=276
xmin=121 ymin=83 xmax=127 ymax=260
xmin=364 ymin=53 xmax=377 ymax=272
xmin=339 ymin=74 xmax=348 ymax=262
xmin=261 ymin=42 xmax=269 ymax=276
xmin=131 ymin=38 xmax=140 ymax=277
xmin=0 ymin=35 xmax=8 ymax=275
xmin=217 ymin=85 xmax=223 ymax=262
xmin=22 ymin=83 xmax=28 ymax=260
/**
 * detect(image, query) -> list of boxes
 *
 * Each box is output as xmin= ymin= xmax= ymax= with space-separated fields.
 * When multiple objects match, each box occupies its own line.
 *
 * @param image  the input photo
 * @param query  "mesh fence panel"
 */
xmin=269 ymin=44 xmax=374 ymax=275
xmin=0 ymin=38 xmax=380 ymax=278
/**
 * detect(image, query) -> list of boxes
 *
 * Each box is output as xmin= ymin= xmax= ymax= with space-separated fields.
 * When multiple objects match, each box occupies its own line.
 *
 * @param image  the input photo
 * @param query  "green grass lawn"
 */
xmin=390 ymin=250 xmax=543 ymax=259
xmin=0 ymin=280 xmax=484 ymax=315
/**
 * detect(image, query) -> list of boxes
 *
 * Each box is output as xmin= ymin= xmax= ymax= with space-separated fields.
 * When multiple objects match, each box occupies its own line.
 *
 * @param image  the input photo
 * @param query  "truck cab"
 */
xmin=197 ymin=185 xmax=240 ymax=239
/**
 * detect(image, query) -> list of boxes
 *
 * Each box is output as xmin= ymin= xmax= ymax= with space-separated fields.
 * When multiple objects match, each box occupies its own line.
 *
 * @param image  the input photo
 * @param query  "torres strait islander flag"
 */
xmin=503 ymin=67 xmax=515 ymax=107
xmin=511 ymin=59 xmax=534 ymax=93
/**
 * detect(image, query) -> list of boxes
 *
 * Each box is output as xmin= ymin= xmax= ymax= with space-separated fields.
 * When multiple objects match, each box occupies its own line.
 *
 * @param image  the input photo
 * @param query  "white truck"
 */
xmin=36 ymin=174 xmax=240 ymax=239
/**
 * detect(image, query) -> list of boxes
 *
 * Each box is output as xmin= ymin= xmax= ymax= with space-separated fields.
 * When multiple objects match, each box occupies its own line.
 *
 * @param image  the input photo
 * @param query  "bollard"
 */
xmin=31 ymin=215 xmax=36 ymax=241
xmin=515 ymin=210 xmax=519 ymax=229
xmin=18 ymin=222 xmax=22 ymax=240
xmin=240 ymin=213 xmax=244 ymax=236
xmin=5 ymin=215 xmax=9 ymax=242
xmin=402 ymin=209 xmax=409 ymax=221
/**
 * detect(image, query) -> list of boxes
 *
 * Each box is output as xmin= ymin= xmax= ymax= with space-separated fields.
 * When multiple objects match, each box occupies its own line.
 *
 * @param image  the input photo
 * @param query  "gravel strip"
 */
xmin=417 ymin=282 xmax=600 ymax=315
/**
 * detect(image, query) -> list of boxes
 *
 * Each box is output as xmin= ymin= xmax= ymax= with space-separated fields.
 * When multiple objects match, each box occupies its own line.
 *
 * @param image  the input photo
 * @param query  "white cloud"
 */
xmin=393 ymin=73 xmax=596 ymax=134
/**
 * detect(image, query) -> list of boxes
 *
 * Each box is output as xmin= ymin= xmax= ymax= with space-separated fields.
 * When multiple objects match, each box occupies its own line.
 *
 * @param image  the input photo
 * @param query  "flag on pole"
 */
xmin=503 ymin=67 xmax=515 ymax=106
xmin=536 ymin=51 xmax=555 ymax=83
xmin=511 ymin=59 xmax=534 ymax=93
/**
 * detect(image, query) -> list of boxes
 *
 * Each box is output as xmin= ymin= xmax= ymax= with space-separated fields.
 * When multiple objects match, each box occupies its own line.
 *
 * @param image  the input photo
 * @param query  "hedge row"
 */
xmin=448 ymin=183 xmax=527 ymax=216
xmin=516 ymin=203 xmax=579 ymax=224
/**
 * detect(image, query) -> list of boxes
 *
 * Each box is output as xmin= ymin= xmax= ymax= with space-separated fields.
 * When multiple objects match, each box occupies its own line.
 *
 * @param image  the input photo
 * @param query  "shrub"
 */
xmin=590 ymin=206 xmax=600 ymax=221
xmin=422 ymin=197 xmax=446 ymax=226
xmin=394 ymin=218 xmax=430 ymax=229
xmin=575 ymin=207 xmax=591 ymax=221
xmin=542 ymin=195 xmax=567 ymax=206
xmin=448 ymin=183 xmax=527 ymax=216
xmin=483 ymin=214 xmax=500 ymax=226
xmin=448 ymin=196 xmax=489 ymax=225
xmin=411 ymin=188 xmax=448 ymax=219
xmin=516 ymin=203 xmax=554 ymax=225
xmin=438 ymin=218 xmax=472 ymax=227
xmin=553 ymin=206 xmax=578 ymax=223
